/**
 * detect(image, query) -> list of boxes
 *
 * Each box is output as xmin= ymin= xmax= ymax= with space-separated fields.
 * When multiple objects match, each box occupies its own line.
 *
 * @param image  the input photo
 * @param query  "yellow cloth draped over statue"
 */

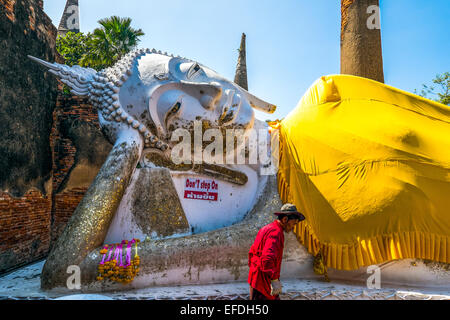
xmin=277 ymin=75 xmax=450 ymax=270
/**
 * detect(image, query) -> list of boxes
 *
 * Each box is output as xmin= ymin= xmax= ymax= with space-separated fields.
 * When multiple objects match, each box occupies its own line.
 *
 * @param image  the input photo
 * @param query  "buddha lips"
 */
xmin=97 ymin=239 xmax=141 ymax=284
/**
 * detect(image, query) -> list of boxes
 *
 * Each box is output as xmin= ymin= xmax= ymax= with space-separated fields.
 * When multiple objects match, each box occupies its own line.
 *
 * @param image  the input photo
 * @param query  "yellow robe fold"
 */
xmin=278 ymin=75 xmax=450 ymax=270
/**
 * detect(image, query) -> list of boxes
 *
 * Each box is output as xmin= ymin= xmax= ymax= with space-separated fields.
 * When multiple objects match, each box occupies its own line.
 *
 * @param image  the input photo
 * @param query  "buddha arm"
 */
xmin=41 ymin=129 xmax=143 ymax=290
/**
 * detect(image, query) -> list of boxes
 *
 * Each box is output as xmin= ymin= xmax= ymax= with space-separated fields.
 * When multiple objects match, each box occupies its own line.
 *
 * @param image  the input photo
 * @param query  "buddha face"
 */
xmin=150 ymin=55 xmax=256 ymax=138
xmin=106 ymin=53 xmax=257 ymax=153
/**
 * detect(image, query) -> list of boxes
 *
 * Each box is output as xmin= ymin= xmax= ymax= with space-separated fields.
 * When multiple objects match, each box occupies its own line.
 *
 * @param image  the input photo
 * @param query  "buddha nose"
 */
xmin=199 ymin=82 xmax=222 ymax=110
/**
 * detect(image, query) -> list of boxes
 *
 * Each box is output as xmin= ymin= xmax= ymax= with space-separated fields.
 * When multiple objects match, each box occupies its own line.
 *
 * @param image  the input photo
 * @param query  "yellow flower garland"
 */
xmin=96 ymin=239 xmax=140 ymax=284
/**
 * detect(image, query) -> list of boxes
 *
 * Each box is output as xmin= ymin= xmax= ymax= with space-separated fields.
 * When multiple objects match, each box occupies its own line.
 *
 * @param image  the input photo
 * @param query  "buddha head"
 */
xmin=29 ymin=49 xmax=276 ymax=167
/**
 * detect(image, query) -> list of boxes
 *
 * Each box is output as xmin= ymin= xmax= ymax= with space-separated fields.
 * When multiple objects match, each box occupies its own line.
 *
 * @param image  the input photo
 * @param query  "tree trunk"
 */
xmin=340 ymin=0 xmax=384 ymax=83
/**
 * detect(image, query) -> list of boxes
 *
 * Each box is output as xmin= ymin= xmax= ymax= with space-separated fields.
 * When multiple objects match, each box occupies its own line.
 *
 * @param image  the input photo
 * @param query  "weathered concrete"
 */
xmin=57 ymin=0 xmax=79 ymax=36
xmin=105 ymin=167 xmax=190 ymax=242
xmin=234 ymin=33 xmax=248 ymax=90
xmin=131 ymin=168 xmax=189 ymax=238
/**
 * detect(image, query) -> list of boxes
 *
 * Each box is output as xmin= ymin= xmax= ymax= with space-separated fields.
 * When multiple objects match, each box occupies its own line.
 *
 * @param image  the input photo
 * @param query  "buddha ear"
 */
xmin=235 ymin=83 xmax=277 ymax=114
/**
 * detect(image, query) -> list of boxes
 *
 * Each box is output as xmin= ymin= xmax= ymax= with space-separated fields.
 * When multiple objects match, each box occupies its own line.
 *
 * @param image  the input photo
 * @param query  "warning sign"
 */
xmin=184 ymin=178 xmax=219 ymax=201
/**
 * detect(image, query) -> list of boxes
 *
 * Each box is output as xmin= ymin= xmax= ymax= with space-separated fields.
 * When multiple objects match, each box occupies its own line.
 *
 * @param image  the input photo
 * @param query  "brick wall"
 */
xmin=0 ymin=0 xmax=110 ymax=274
xmin=50 ymin=87 xmax=102 ymax=242
xmin=0 ymin=190 xmax=51 ymax=271
xmin=0 ymin=84 xmax=105 ymax=273
xmin=0 ymin=0 xmax=58 ymax=273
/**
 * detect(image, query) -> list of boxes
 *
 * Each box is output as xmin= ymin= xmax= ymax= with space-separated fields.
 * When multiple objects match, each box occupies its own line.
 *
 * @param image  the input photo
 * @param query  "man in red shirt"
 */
xmin=248 ymin=203 xmax=305 ymax=300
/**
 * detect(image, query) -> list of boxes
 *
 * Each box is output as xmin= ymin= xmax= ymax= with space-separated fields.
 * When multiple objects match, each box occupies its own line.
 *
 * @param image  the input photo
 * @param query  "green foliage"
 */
xmin=416 ymin=72 xmax=450 ymax=106
xmin=79 ymin=16 xmax=145 ymax=70
xmin=56 ymin=32 xmax=93 ymax=94
xmin=55 ymin=16 xmax=145 ymax=71
xmin=56 ymin=31 xmax=93 ymax=67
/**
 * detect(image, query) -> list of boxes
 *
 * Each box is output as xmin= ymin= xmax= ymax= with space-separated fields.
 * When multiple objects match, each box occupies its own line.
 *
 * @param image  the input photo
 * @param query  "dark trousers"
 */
xmin=250 ymin=287 xmax=280 ymax=300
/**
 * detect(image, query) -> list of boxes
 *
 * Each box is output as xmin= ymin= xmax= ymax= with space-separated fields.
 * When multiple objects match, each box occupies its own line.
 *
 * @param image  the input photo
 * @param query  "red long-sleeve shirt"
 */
xmin=248 ymin=220 xmax=285 ymax=300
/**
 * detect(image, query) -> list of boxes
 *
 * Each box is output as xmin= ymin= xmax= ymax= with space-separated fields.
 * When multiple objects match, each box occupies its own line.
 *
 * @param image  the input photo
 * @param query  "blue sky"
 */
xmin=44 ymin=0 xmax=450 ymax=121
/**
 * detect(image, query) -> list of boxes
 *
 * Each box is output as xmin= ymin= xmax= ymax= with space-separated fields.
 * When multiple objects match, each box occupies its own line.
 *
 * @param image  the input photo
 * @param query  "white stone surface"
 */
xmin=330 ymin=259 xmax=450 ymax=288
xmin=54 ymin=294 xmax=113 ymax=300
xmin=171 ymin=166 xmax=264 ymax=234
xmin=1 ymin=260 xmax=449 ymax=300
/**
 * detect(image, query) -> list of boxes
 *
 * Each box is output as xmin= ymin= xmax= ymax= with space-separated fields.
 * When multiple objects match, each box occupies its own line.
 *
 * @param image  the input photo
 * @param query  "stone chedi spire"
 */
xmin=234 ymin=33 xmax=248 ymax=91
xmin=58 ymin=0 xmax=80 ymax=36
xmin=340 ymin=0 xmax=384 ymax=83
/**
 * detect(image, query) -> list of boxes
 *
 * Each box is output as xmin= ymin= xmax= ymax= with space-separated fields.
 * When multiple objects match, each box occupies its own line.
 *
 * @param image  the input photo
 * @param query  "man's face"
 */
xmin=281 ymin=217 xmax=299 ymax=233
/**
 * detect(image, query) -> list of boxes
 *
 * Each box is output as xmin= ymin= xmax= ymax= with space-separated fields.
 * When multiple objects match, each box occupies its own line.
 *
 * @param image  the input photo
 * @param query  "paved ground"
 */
xmin=0 ymin=260 xmax=449 ymax=300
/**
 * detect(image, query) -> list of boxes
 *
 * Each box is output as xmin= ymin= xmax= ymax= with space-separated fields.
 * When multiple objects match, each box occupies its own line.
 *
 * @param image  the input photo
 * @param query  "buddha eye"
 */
xmin=164 ymin=101 xmax=182 ymax=130
xmin=169 ymin=101 xmax=181 ymax=115
xmin=188 ymin=63 xmax=202 ymax=79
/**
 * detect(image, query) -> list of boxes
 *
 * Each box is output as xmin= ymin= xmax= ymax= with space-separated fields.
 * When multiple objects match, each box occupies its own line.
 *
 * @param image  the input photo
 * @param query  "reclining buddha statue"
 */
xmin=30 ymin=48 xmax=450 ymax=292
